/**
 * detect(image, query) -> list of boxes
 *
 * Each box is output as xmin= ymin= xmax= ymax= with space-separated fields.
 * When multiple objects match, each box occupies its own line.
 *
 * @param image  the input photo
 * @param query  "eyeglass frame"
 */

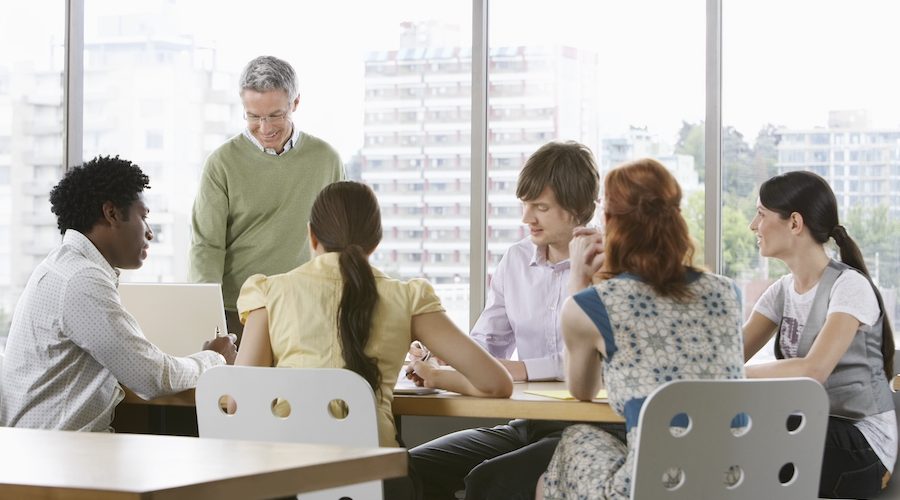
xmin=243 ymin=108 xmax=291 ymax=126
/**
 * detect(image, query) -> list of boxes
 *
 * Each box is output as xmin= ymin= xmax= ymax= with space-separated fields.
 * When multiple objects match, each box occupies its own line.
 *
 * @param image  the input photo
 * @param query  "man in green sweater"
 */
xmin=190 ymin=55 xmax=344 ymax=343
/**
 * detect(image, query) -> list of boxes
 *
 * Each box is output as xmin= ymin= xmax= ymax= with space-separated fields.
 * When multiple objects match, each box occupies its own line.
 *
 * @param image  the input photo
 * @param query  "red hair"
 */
xmin=600 ymin=158 xmax=695 ymax=300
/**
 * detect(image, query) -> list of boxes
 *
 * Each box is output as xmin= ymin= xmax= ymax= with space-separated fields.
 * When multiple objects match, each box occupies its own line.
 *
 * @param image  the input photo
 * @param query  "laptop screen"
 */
xmin=118 ymin=283 xmax=227 ymax=357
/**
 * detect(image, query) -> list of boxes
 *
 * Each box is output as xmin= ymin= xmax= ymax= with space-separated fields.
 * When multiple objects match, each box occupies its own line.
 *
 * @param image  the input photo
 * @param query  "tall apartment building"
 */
xmin=600 ymin=126 xmax=699 ymax=194
xmin=358 ymin=25 xmax=600 ymax=289
xmin=0 ymin=13 xmax=239 ymax=327
xmin=775 ymin=110 xmax=900 ymax=216
xmin=0 ymin=64 xmax=65 ymax=320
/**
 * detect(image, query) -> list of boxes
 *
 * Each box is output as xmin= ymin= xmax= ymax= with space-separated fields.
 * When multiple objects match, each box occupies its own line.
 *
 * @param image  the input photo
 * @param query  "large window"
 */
xmin=3 ymin=1 xmax=900 ymax=342
xmin=722 ymin=0 xmax=900 ymax=352
xmin=81 ymin=0 xmax=472 ymax=327
xmin=486 ymin=0 xmax=706 ymax=273
xmin=0 ymin=2 xmax=65 ymax=335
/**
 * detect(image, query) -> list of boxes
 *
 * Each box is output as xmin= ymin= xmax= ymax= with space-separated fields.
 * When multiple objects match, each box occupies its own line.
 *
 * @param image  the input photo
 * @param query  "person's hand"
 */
xmin=203 ymin=334 xmax=238 ymax=365
xmin=408 ymin=340 xmax=430 ymax=362
xmin=408 ymin=340 xmax=445 ymax=365
xmin=498 ymin=359 xmax=528 ymax=382
xmin=568 ymin=226 xmax=605 ymax=292
xmin=407 ymin=359 xmax=440 ymax=388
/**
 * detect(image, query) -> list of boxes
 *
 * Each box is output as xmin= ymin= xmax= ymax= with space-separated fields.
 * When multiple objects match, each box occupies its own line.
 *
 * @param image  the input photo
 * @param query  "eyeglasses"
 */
xmin=243 ymin=110 xmax=289 ymax=126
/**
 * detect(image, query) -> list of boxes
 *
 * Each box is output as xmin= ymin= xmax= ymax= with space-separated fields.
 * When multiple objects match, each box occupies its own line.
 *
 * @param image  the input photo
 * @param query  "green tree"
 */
xmin=679 ymin=122 xmax=780 ymax=278
xmin=684 ymin=190 xmax=706 ymax=268
xmin=721 ymin=203 xmax=757 ymax=278
xmin=676 ymin=121 xmax=705 ymax=182
xmin=844 ymin=204 xmax=900 ymax=288
xmin=751 ymin=124 xmax=780 ymax=182
xmin=722 ymin=126 xmax=754 ymax=197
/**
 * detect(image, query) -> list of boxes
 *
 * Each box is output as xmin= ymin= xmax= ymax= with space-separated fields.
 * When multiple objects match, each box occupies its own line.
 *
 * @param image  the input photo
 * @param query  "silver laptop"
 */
xmin=118 ymin=283 xmax=227 ymax=357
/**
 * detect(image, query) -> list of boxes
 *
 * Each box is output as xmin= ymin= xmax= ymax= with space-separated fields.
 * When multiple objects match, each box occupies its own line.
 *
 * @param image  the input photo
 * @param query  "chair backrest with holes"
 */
xmin=629 ymin=378 xmax=829 ymax=500
xmin=195 ymin=365 xmax=382 ymax=500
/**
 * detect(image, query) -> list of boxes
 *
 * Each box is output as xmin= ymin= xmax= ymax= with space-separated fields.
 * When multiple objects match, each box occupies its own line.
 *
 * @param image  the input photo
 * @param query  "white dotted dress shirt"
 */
xmin=0 ymin=230 xmax=224 ymax=431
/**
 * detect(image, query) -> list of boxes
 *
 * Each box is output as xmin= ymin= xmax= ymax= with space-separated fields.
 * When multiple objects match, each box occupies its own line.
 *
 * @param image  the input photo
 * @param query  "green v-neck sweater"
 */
xmin=189 ymin=133 xmax=344 ymax=310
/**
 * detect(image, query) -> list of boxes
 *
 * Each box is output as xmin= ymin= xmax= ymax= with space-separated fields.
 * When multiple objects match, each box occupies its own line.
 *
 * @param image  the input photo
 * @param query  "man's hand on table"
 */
xmin=204 ymin=334 xmax=238 ymax=365
xmin=499 ymin=359 xmax=528 ymax=381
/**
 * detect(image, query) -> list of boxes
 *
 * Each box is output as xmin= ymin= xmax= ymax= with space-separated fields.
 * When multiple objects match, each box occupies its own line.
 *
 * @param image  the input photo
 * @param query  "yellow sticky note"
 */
xmin=525 ymin=389 xmax=607 ymax=400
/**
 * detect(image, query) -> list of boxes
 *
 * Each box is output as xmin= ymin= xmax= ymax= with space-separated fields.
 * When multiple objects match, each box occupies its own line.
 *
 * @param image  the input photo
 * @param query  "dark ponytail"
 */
xmin=830 ymin=225 xmax=895 ymax=379
xmin=309 ymin=182 xmax=383 ymax=393
xmin=760 ymin=171 xmax=894 ymax=380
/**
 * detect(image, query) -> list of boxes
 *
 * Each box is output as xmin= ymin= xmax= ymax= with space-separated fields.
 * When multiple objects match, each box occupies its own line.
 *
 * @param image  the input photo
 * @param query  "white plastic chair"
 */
xmin=196 ymin=366 xmax=383 ymax=500
xmin=630 ymin=378 xmax=829 ymax=500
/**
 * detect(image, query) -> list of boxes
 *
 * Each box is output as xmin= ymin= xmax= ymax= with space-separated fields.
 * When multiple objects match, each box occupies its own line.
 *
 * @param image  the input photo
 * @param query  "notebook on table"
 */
xmin=118 ymin=283 xmax=227 ymax=357
xmin=394 ymin=366 xmax=441 ymax=395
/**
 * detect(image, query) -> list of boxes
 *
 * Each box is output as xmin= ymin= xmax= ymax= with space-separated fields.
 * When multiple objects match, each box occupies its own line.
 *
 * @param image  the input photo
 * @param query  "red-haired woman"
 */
xmin=538 ymin=158 xmax=745 ymax=499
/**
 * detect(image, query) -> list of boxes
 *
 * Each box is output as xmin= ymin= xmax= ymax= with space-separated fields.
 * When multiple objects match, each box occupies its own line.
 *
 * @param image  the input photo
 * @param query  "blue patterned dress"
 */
xmin=542 ymin=272 xmax=745 ymax=499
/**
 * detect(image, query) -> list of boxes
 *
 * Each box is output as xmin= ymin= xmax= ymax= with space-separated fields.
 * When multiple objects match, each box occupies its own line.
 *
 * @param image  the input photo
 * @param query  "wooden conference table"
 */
xmin=123 ymin=381 xmax=623 ymax=424
xmin=0 ymin=427 xmax=406 ymax=500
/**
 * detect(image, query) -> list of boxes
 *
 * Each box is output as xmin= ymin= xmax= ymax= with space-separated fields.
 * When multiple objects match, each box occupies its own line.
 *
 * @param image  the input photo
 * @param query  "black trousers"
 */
xmin=409 ymin=419 xmax=625 ymax=500
xmin=817 ymin=416 xmax=889 ymax=499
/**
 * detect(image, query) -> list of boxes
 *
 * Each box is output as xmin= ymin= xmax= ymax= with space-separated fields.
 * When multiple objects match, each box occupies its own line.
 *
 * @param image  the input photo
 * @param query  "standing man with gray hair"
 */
xmin=190 ymin=56 xmax=344 ymax=343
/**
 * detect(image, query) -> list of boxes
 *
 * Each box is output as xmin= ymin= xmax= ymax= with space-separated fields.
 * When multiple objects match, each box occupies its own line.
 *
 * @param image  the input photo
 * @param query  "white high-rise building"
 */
xmin=0 ymin=13 xmax=239 ymax=329
xmin=359 ymin=22 xmax=600 ymax=283
xmin=775 ymin=110 xmax=900 ymax=217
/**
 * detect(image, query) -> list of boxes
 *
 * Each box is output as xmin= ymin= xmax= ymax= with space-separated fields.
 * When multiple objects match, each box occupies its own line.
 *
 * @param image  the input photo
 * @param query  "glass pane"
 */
xmin=0 ymin=3 xmax=65 ymax=337
xmin=487 ymin=0 xmax=706 ymax=269
xmin=723 ymin=0 xmax=900 ymax=354
xmin=82 ymin=0 xmax=472 ymax=328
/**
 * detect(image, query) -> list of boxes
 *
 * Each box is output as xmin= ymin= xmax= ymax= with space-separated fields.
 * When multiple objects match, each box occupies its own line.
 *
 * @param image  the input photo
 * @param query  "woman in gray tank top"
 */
xmin=744 ymin=170 xmax=896 ymax=498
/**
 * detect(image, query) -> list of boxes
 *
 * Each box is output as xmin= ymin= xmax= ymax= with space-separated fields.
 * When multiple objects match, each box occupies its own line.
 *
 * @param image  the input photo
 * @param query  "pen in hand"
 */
xmin=406 ymin=340 xmax=432 ymax=376
xmin=214 ymin=326 xmax=237 ymax=344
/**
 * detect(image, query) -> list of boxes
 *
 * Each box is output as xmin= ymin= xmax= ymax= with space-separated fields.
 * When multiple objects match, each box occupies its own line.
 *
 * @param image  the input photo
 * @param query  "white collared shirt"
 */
xmin=242 ymin=125 xmax=303 ymax=156
xmin=0 ymin=230 xmax=224 ymax=432
xmin=470 ymin=237 xmax=570 ymax=381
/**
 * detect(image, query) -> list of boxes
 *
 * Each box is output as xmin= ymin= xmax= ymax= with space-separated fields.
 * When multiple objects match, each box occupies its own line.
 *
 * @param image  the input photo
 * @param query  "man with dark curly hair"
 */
xmin=0 ymin=155 xmax=236 ymax=432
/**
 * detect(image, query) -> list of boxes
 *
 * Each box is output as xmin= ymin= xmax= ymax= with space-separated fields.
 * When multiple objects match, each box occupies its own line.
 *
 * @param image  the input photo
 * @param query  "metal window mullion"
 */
xmin=469 ymin=0 xmax=489 ymax=328
xmin=705 ymin=0 xmax=723 ymax=273
xmin=64 ymin=0 xmax=84 ymax=170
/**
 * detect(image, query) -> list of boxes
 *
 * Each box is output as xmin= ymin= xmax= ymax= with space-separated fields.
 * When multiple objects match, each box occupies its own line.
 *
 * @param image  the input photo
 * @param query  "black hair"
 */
xmin=49 ymin=155 xmax=150 ymax=235
xmin=759 ymin=170 xmax=894 ymax=379
xmin=309 ymin=181 xmax=383 ymax=393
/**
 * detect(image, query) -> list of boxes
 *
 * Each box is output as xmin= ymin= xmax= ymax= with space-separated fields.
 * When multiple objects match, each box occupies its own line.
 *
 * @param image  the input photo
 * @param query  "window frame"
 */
xmin=61 ymin=0 xmax=725 ymax=329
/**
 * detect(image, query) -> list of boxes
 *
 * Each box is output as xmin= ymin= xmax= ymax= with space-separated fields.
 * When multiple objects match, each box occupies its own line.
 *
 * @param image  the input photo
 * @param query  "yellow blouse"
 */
xmin=237 ymin=252 xmax=444 ymax=447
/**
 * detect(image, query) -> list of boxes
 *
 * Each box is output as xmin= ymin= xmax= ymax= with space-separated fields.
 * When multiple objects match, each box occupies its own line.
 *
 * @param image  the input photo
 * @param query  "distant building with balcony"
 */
xmin=774 ymin=110 xmax=900 ymax=217
xmin=358 ymin=23 xmax=600 ymax=286
xmin=600 ymin=126 xmax=700 ymax=194
xmin=0 ymin=12 xmax=239 ymax=323
xmin=0 ymin=65 xmax=66 ymax=317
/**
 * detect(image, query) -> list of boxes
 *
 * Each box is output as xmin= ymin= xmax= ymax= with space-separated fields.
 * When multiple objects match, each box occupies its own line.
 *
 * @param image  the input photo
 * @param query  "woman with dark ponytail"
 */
xmin=744 ymin=170 xmax=896 ymax=498
xmin=233 ymin=181 xmax=512 ymax=497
